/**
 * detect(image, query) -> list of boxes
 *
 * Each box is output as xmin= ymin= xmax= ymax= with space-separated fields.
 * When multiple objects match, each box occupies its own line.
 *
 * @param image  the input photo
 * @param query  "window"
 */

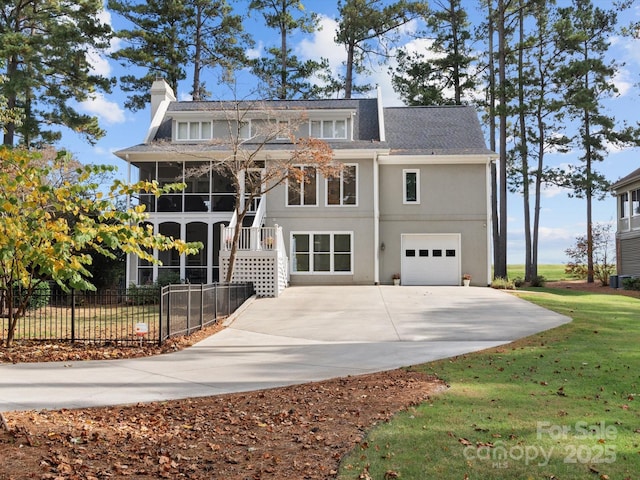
xmin=239 ymin=121 xmax=251 ymax=139
xmin=327 ymin=164 xmax=357 ymax=206
xmin=632 ymin=189 xmax=640 ymax=215
xmin=309 ymin=119 xmax=347 ymax=139
xmin=276 ymin=120 xmax=290 ymax=140
xmin=621 ymin=192 xmax=629 ymax=218
xmin=287 ymin=166 xmax=317 ymax=206
xmin=176 ymin=121 xmax=212 ymax=140
xmin=292 ymin=232 xmax=353 ymax=274
xmin=403 ymin=169 xmax=420 ymax=204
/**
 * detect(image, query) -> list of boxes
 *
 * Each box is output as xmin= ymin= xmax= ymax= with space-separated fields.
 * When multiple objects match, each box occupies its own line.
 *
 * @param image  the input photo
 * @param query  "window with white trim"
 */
xmin=632 ymin=189 xmax=640 ymax=215
xmin=276 ymin=120 xmax=290 ymax=140
xmin=291 ymin=232 xmax=353 ymax=274
xmin=310 ymin=119 xmax=347 ymax=139
xmin=403 ymin=169 xmax=420 ymax=204
xmin=239 ymin=121 xmax=251 ymax=139
xmin=327 ymin=164 xmax=357 ymax=206
xmin=287 ymin=166 xmax=317 ymax=206
xmin=176 ymin=121 xmax=212 ymax=140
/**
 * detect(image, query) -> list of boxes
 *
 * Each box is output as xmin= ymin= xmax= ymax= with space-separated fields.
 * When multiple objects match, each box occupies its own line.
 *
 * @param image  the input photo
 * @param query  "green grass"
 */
xmin=337 ymin=289 xmax=640 ymax=479
xmin=507 ymin=264 xmax=574 ymax=282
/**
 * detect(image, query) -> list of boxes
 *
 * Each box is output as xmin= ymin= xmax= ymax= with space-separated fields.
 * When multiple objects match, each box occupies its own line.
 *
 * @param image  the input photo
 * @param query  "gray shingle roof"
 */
xmin=383 ymin=105 xmax=494 ymax=156
xmin=116 ymin=99 xmax=493 ymax=158
xmin=612 ymin=167 xmax=640 ymax=190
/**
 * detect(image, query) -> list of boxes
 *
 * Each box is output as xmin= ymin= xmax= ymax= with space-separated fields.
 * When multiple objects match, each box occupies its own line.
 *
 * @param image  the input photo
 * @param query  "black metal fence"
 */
xmin=0 ymin=283 xmax=254 ymax=346
xmin=159 ymin=283 xmax=254 ymax=344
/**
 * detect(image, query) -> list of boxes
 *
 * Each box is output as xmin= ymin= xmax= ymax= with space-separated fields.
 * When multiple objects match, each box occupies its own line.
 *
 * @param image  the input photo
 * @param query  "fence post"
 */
xmin=186 ymin=285 xmax=191 ymax=335
xmin=200 ymin=283 xmax=204 ymax=330
xmin=158 ymin=287 xmax=163 ymax=346
xmin=167 ymin=286 xmax=171 ymax=341
xmin=71 ymin=289 xmax=75 ymax=343
xmin=214 ymin=283 xmax=218 ymax=323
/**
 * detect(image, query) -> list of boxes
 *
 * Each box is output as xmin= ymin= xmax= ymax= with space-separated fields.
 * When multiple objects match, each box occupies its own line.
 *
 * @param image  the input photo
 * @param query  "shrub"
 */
xmin=513 ymin=277 xmax=525 ymax=288
xmin=9 ymin=281 xmax=51 ymax=310
xmin=157 ymin=271 xmax=182 ymax=287
xmin=127 ymin=282 xmax=160 ymax=305
xmin=622 ymin=277 xmax=640 ymax=291
xmin=530 ymin=275 xmax=546 ymax=288
xmin=491 ymin=277 xmax=515 ymax=290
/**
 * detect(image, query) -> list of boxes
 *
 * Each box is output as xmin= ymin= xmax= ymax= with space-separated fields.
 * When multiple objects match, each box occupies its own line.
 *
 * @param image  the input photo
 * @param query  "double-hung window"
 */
xmin=403 ymin=169 xmax=420 ymax=204
xmin=287 ymin=166 xmax=317 ymax=206
xmin=176 ymin=121 xmax=212 ymax=140
xmin=327 ymin=164 xmax=357 ymax=206
xmin=310 ymin=119 xmax=347 ymax=139
xmin=292 ymin=232 xmax=353 ymax=274
xmin=632 ymin=189 xmax=640 ymax=215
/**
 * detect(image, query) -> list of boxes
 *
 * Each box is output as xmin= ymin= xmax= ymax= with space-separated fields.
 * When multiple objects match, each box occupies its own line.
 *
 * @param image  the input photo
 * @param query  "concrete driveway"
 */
xmin=0 ymin=286 xmax=570 ymax=412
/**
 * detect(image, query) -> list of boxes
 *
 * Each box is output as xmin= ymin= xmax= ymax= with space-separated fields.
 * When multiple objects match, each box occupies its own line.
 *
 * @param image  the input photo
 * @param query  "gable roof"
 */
xmin=611 ymin=167 xmax=640 ymax=191
xmin=115 ymin=96 xmax=494 ymax=159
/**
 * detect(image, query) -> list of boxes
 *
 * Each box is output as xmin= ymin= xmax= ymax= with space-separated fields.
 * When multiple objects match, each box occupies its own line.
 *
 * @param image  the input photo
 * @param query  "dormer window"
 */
xmin=310 ymin=119 xmax=347 ymax=139
xmin=176 ymin=121 xmax=212 ymax=140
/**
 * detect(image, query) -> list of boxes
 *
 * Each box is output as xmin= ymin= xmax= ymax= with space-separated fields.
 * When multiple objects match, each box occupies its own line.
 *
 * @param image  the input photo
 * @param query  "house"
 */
xmin=612 ymin=168 xmax=640 ymax=278
xmin=115 ymin=79 xmax=496 ymax=295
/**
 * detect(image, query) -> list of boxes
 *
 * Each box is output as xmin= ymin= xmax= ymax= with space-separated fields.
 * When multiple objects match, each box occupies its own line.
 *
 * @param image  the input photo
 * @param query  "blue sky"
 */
xmin=61 ymin=0 xmax=640 ymax=265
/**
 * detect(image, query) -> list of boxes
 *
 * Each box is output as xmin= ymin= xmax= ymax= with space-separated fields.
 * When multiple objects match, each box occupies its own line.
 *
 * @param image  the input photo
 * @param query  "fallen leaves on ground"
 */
xmin=0 ymin=369 xmax=446 ymax=480
xmin=0 ymin=321 xmax=225 ymax=364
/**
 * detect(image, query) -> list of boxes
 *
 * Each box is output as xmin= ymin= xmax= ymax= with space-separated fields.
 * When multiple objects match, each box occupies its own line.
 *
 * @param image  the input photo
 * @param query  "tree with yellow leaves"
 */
xmin=0 ymin=147 xmax=201 ymax=347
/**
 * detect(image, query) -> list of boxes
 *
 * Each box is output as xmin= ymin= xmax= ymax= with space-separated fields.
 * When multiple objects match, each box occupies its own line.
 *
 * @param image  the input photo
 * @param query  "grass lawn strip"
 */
xmin=337 ymin=288 xmax=640 ymax=479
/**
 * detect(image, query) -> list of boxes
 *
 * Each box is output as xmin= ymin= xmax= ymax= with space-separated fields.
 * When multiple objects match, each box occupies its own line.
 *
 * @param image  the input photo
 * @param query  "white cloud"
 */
xmin=87 ymin=48 xmax=112 ymax=77
xmin=538 ymin=226 xmax=576 ymax=242
xmin=541 ymin=183 xmax=570 ymax=199
xmin=298 ymin=15 xmax=344 ymax=74
xmin=613 ymin=67 xmax=634 ymax=96
xmin=80 ymin=94 xmax=126 ymax=124
xmin=246 ymin=41 xmax=264 ymax=61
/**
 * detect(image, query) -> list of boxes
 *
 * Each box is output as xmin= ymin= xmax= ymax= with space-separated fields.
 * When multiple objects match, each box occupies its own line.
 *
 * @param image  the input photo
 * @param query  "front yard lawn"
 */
xmin=338 ymin=289 xmax=640 ymax=479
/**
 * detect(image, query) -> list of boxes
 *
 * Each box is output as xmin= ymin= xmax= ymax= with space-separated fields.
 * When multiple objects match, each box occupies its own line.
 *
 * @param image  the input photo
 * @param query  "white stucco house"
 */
xmin=115 ymin=79 xmax=496 ymax=296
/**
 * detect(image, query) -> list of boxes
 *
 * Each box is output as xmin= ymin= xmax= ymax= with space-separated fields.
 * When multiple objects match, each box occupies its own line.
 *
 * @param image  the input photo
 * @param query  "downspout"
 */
xmin=374 ymin=86 xmax=385 ymax=285
xmin=374 ymin=153 xmax=380 ymax=285
xmin=486 ymin=158 xmax=494 ymax=286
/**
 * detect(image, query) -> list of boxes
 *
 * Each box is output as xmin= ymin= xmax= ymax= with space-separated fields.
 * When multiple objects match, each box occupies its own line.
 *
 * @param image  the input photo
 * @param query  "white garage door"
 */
xmin=401 ymin=234 xmax=461 ymax=286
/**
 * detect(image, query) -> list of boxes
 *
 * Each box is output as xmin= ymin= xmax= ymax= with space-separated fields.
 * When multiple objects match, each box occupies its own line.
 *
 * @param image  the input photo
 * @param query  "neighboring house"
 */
xmin=612 ymin=168 xmax=640 ymax=277
xmin=115 ymin=79 xmax=496 ymax=295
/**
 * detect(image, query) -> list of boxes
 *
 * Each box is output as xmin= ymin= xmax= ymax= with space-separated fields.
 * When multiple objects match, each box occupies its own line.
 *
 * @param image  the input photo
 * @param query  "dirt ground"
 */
xmin=0 ymin=370 xmax=445 ymax=480
xmin=545 ymin=279 xmax=640 ymax=299
xmin=0 ymin=281 xmax=636 ymax=480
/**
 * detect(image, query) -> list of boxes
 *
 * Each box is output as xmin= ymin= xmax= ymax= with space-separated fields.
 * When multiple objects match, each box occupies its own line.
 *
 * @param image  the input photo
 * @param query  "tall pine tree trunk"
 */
xmin=495 ymin=0 xmax=508 ymax=279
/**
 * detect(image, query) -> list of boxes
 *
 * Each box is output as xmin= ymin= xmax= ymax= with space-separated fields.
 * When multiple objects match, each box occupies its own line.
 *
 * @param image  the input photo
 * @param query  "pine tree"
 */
xmin=391 ymin=0 xmax=476 ymax=106
xmin=336 ymin=0 xmax=428 ymax=99
xmin=109 ymin=0 xmax=247 ymax=110
xmin=0 ymin=0 xmax=113 ymax=146
xmin=249 ymin=0 xmax=327 ymax=100
xmin=551 ymin=0 xmax=639 ymax=283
